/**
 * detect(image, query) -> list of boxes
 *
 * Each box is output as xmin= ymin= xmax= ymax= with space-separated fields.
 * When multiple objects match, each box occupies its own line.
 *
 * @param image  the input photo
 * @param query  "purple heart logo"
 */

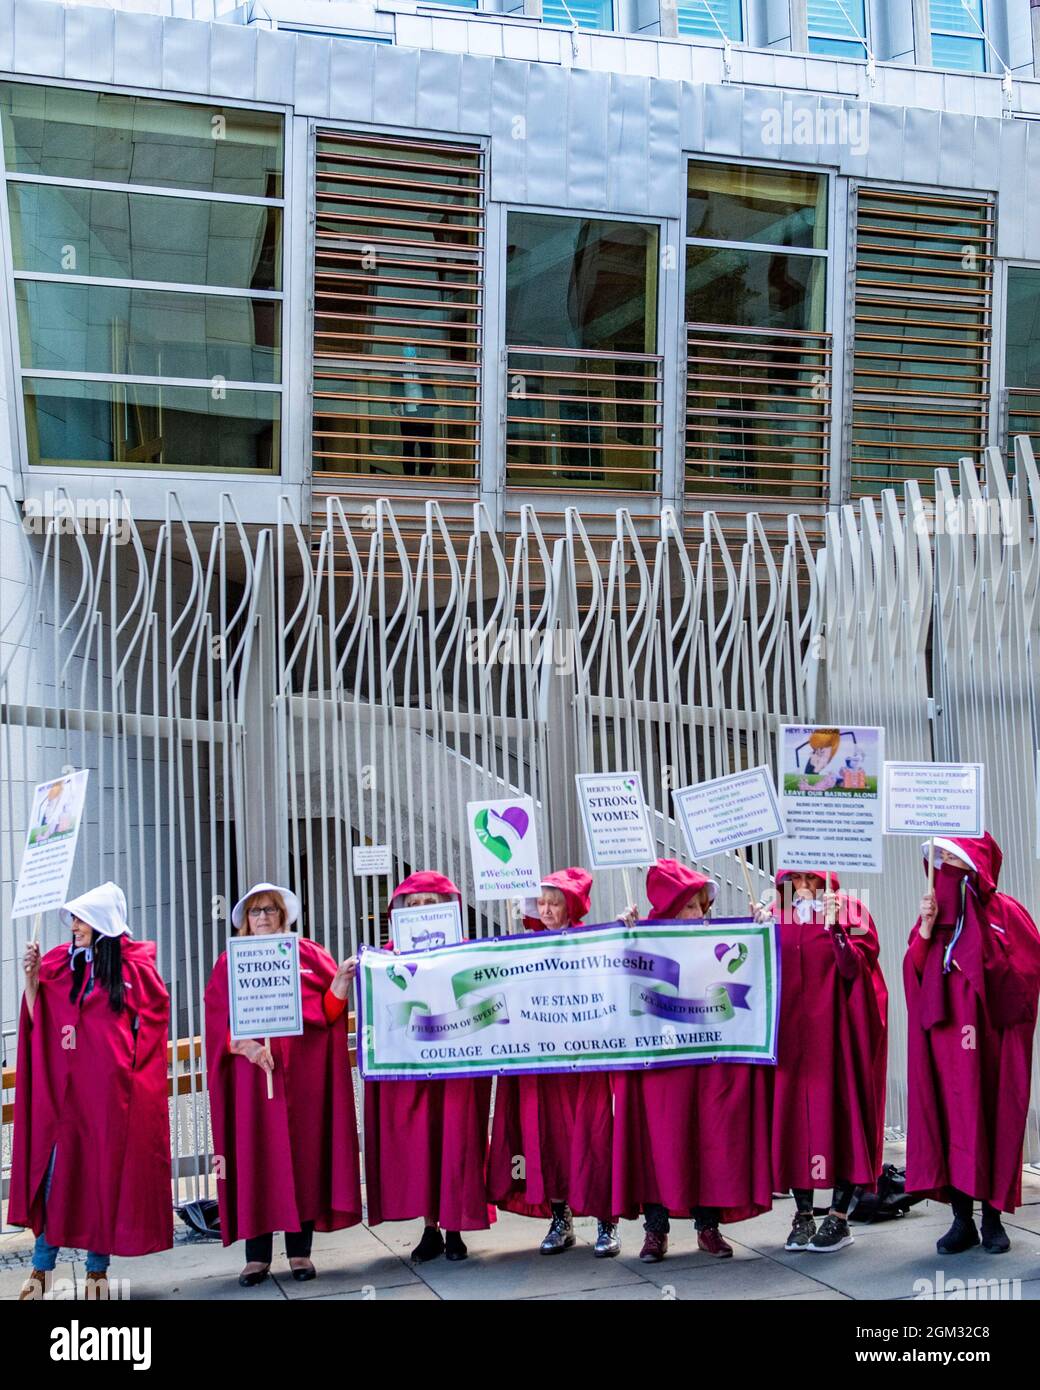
xmin=714 ymin=943 xmax=732 ymax=962
xmin=404 ymin=962 xmax=418 ymax=978
xmin=499 ymin=806 xmax=529 ymax=840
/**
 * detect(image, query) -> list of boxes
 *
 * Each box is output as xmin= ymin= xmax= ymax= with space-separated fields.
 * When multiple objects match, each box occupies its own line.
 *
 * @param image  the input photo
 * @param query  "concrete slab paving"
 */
xmin=6 ymin=1160 xmax=1040 ymax=1300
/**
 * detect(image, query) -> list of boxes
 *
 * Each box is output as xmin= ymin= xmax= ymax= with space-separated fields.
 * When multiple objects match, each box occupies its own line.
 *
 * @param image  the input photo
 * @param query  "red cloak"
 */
xmin=486 ymin=868 xmax=615 ymax=1219
xmin=769 ymin=871 xmax=888 ymax=1192
xmin=904 ymin=833 xmax=1040 ymax=1211
xmin=610 ymin=861 xmax=773 ymax=1223
xmin=8 ymin=939 xmax=173 ymax=1256
xmin=363 ymin=870 xmax=494 ymax=1231
xmin=205 ymin=935 xmax=363 ymax=1243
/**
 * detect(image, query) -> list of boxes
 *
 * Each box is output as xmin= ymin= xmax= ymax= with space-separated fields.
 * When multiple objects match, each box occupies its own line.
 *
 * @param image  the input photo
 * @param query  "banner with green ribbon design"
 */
xmin=357 ymin=920 xmax=779 ymax=1080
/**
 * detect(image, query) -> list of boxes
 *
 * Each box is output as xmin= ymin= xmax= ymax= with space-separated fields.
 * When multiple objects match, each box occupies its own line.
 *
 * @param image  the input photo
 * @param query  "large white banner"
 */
xmin=357 ymin=920 xmax=780 ymax=1080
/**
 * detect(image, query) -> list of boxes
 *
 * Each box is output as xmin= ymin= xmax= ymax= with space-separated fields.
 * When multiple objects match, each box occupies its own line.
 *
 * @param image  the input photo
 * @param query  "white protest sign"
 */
xmin=673 ymin=766 xmax=785 ymax=859
xmin=353 ymin=844 xmax=392 ymax=876
xmin=466 ymin=795 xmax=541 ymax=899
xmin=228 ymin=933 xmax=304 ymax=1041
xmin=777 ymin=725 xmax=884 ymax=874
xmin=12 ymin=770 xmax=90 ymax=919
xmin=392 ymin=900 xmax=464 ymax=952
xmin=575 ymin=772 xmax=655 ymax=869
xmin=882 ymin=761 xmax=985 ymax=838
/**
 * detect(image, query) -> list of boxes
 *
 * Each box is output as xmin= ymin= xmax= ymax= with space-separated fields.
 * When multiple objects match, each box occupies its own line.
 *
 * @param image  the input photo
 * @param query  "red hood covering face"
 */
xmin=910 ymin=830 xmax=1040 ymax=1032
xmin=646 ymin=859 xmax=718 ymax=921
xmin=923 ymin=833 xmax=1002 ymax=899
xmin=389 ymin=870 xmax=461 ymax=915
xmin=523 ymin=867 xmax=592 ymax=930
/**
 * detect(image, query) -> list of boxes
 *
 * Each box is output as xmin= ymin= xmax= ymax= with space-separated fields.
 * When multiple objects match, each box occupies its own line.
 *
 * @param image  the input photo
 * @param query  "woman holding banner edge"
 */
xmin=205 ymin=882 xmax=363 ymax=1287
xmin=755 ymin=868 xmax=888 ymax=1254
xmin=486 ymin=867 xmax=621 ymax=1258
xmin=904 ymin=834 xmax=1040 ymax=1254
xmin=363 ymin=870 xmax=494 ymax=1263
xmin=612 ymin=859 xmax=773 ymax=1261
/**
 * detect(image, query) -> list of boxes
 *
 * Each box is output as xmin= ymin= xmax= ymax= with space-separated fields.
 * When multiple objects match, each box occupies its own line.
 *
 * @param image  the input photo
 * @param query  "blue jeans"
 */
xmin=32 ymin=1148 xmax=110 ymax=1274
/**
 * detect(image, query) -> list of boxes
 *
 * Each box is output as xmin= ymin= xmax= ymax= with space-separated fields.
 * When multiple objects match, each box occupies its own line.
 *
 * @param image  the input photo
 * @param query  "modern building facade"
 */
xmin=4 ymin=0 xmax=1040 ymax=1154
xmin=1 ymin=0 xmax=1040 ymax=560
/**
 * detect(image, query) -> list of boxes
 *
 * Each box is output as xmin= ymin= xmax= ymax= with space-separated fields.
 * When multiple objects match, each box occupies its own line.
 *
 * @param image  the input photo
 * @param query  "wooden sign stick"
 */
xmin=264 ymin=1036 xmax=274 ymax=1100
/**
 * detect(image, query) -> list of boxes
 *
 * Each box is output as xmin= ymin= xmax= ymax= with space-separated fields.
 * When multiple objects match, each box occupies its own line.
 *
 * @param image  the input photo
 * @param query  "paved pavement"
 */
xmin=4 ymin=1153 xmax=1040 ymax=1301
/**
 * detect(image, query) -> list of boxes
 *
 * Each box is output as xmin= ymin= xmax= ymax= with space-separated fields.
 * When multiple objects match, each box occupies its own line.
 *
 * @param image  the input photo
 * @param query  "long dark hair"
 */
xmin=70 ymin=931 xmax=125 ymax=1014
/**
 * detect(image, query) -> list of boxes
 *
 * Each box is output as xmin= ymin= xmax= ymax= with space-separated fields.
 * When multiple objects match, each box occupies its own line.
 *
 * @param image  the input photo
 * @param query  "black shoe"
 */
xmin=785 ymin=1212 xmax=817 ymax=1252
xmin=807 ymin=1214 xmax=854 ymax=1253
xmin=290 ymin=1260 xmax=317 ymax=1282
xmin=594 ymin=1221 xmax=620 ymax=1258
xmin=238 ymin=1264 xmax=270 ymax=1287
xmin=981 ymin=1215 xmax=1011 ymax=1254
xmin=936 ymin=1217 xmax=980 ymax=1255
xmin=411 ymin=1226 xmax=446 ymax=1263
xmin=444 ymin=1230 xmax=468 ymax=1262
xmin=540 ymin=1205 xmax=575 ymax=1254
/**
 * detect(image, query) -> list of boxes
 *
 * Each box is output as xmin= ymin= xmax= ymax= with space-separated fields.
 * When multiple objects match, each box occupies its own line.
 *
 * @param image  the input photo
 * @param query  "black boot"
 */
xmin=444 ymin=1230 xmax=468 ymax=1262
xmin=981 ymin=1202 xmax=1010 ymax=1254
xmin=411 ymin=1225 xmax=446 ymax=1262
xmin=936 ymin=1191 xmax=979 ymax=1255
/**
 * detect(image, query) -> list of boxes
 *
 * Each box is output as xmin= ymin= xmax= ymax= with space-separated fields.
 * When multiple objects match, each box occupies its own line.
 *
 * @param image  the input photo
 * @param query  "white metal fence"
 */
xmin=2 ymin=444 xmax=1038 ymax=1206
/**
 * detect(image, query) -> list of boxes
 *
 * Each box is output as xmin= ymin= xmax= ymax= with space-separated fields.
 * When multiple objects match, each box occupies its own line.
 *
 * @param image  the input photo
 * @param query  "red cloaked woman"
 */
xmin=11 ymin=882 xmax=172 ymax=1300
xmin=759 ymin=869 xmax=888 ymax=1254
xmin=905 ymin=833 xmax=1040 ymax=1255
xmin=205 ymin=882 xmax=363 ymax=1287
xmin=363 ymin=870 xmax=494 ymax=1264
xmin=612 ymin=859 xmax=773 ymax=1261
xmin=487 ymin=867 xmax=620 ymax=1258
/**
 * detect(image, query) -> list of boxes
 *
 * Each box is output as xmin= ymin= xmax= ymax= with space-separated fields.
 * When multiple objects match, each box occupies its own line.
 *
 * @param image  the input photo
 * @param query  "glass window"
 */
xmin=684 ymin=161 xmax=827 ymax=331
xmin=0 ymin=82 xmax=285 ymax=474
xmin=8 ymin=183 xmax=281 ymax=290
xmin=687 ymin=161 xmax=826 ymax=249
xmin=808 ymin=0 xmax=866 ymax=59
xmin=1006 ymin=267 xmax=1040 ymax=389
xmin=541 ymin=0 xmax=613 ymax=29
xmin=683 ymin=159 xmax=831 ymax=504
xmin=676 ymin=1 xmax=743 ymax=40
xmin=506 ymin=213 xmax=659 ymax=355
xmin=0 ymin=83 xmax=283 ymax=196
xmin=16 ymin=282 xmax=280 ymax=383
xmin=931 ymin=0 xmax=987 ymax=72
xmin=23 ymin=378 xmax=279 ymax=471
xmin=685 ymin=245 xmax=826 ymax=331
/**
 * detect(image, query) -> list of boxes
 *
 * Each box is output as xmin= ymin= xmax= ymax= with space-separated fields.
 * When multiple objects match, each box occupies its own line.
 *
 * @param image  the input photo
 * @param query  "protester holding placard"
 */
xmin=756 ymin=870 xmax=888 ymax=1254
xmin=364 ymin=871 xmax=494 ymax=1263
xmin=205 ymin=882 xmax=363 ymax=1287
xmin=904 ymin=834 xmax=1040 ymax=1254
xmin=12 ymin=883 xmax=172 ymax=1300
xmin=612 ymin=860 xmax=773 ymax=1261
xmin=486 ymin=867 xmax=620 ymax=1258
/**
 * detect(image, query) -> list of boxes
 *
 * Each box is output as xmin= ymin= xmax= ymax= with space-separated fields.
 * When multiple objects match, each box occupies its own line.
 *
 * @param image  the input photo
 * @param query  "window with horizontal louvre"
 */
xmin=849 ymin=187 xmax=993 ymax=499
xmin=312 ymin=129 xmax=484 ymax=493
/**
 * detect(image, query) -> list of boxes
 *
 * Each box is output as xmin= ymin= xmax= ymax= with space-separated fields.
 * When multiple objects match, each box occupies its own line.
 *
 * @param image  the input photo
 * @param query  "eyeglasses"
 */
xmin=248 ymin=906 xmax=280 ymax=918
